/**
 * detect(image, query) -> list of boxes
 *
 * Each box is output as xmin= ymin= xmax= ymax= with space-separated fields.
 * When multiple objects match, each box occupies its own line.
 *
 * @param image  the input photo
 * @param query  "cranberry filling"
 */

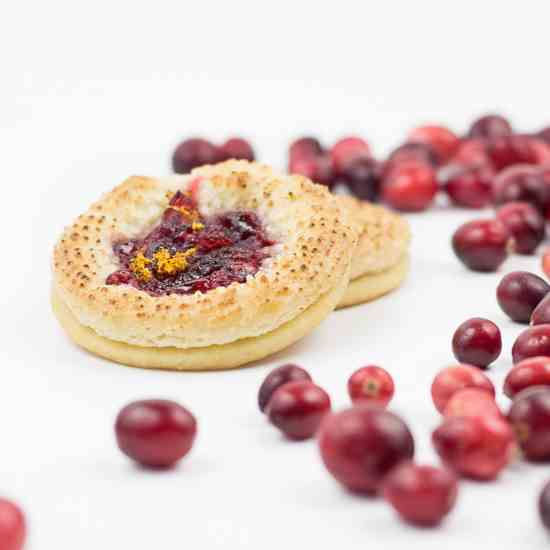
xmin=106 ymin=190 xmax=274 ymax=295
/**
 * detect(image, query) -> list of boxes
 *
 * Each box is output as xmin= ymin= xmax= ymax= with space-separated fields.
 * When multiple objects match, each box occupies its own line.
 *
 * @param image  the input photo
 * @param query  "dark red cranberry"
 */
xmin=386 ymin=142 xmax=439 ymax=168
xmin=468 ymin=114 xmax=513 ymax=139
xmin=432 ymin=415 xmax=514 ymax=480
xmin=115 ymin=400 xmax=197 ymax=468
xmin=451 ymin=139 xmax=493 ymax=167
xmin=347 ymin=366 xmax=394 ymax=407
xmin=452 ymin=317 xmax=502 ymax=369
xmin=383 ymin=462 xmax=458 ymax=526
xmin=512 ymin=325 xmax=550 ymax=364
xmin=497 ymin=271 xmax=549 ymax=323
xmin=330 ymin=137 xmax=370 ymax=175
xmin=539 ymin=480 xmax=550 ymax=530
xmin=289 ymin=137 xmax=323 ymax=160
xmin=408 ymin=125 xmax=460 ymax=162
xmin=382 ymin=161 xmax=438 ymax=212
xmin=443 ymin=388 xmax=503 ymax=420
xmin=258 ymin=364 xmax=312 ymax=412
xmin=318 ymin=407 xmax=414 ymax=494
xmin=451 ymin=219 xmax=509 ymax=272
xmin=289 ymin=154 xmax=335 ymax=188
xmin=508 ymin=386 xmax=550 ymax=461
xmin=532 ymin=294 xmax=550 ymax=326
xmin=0 ymin=499 xmax=25 ymax=550
xmin=219 ymin=137 xmax=255 ymax=162
xmin=431 ymin=365 xmax=495 ymax=414
xmin=172 ymin=138 xmax=221 ymax=174
xmin=267 ymin=381 xmax=331 ymax=440
xmin=537 ymin=127 xmax=550 ymax=144
xmin=504 ymin=357 xmax=550 ymax=398
xmin=487 ymin=135 xmax=536 ymax=170
xmin=441 ymin=163 xmax=494 ymax=209
xmin=493 ymin=165 xmax=550 ymax=212
xmin=496 ymin=202 xmax=545 ymax=255
xmin=340 ymin=156 xmax=381 ymax=201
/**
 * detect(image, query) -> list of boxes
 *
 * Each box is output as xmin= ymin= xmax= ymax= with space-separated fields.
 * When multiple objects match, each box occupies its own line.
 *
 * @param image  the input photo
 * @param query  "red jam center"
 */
xmin=106 ymin=190 xmax=274 ymax=295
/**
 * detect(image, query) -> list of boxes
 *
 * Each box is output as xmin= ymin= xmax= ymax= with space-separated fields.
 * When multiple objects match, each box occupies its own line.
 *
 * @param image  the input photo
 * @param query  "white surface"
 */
xmin=3 ymin=1 xmax=550 ymax=547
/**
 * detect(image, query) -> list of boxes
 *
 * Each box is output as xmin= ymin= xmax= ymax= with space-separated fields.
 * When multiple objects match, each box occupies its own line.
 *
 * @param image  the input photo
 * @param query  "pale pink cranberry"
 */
xmin=530 ymin=138 xmax=550 ymax=165
xmin=441 ymin=163 xmax=494 ymax=209
xmin=504 ymin=357 xmax=550 ymax=398
xmin=408 ymin=125 xmax=460 ymax=162
xmin=496 ymin=202 xmax=545 ymax=255
xmin=347 ymin=366 xmax=394 ymax=407
xmin=512 ymin=325 xmax=550 ymax=363
xmin=443 ymin=388 xmax=503 ymax=420
xmin=383 ymin=462 xmax=458 ymax=526
xmin=431 ymin=365 xmax=495 ymax=414
xmin=0 ymin=499 xmax=26 ymax=550
xmin=432 ymin=415 xmax=514 ymax=480
xmin=330 ymin=137 xmax=370 ymax=174
xmin=172 ymin=138 xmax=221 ymax=173
xmin=468 ymin=114 xmax=513 ymax=139
xmin=382 ymin=161 xmax=438 ymax=212
xmin=219 ymin=137 xmax=255 ymax=161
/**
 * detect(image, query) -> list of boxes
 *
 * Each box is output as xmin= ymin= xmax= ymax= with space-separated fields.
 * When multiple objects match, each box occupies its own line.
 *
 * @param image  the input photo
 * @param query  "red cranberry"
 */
xmin=441 ymin=163 xmax=494 ymax=209
xmin=383 ymin=462 xmax=458 ymax=526
xmin=267 ymin=381 xmax=331 ymax=440
xmin=330 ymin=137 xmax=370 ymax=174
xmin=451 ymin=219 xmax=509 ymax=272
xmin=347 ymin=366 xmax=394 ymax=407
xmin=543 ymin=250 xmax=550 ymax=279
xmin=340 ymin=157 xmax=381 ymax=201
xmin=258 ymin=364 xmax=312 ymax=412
xmin=219 ymin=137 xmax=255 ymax=162
xmin=533 ymin=294 xmax=550 ymax=326
xmin=382 ymin=161 xmax=438 ymax=212
xmin=530 ymin=138 xmax=550 ymax=165
xmin=443 ymin=388 xmax=503 ymax=420
xmin=452 ymin=317 xmax=502 ymax=368
xmin=497 ymin=271 xmax=549 ymax=323
xmin=318 ymin=407 xmax=414 ymax=494
xmin=468 ymin=114 xmax=513 ymax=139
xmin=493 ymin=164 xmax=550 ymax=212
xmin=512 ymin=325 xmax=550 ymax=364
xmin=539 ymin=480 xmax=550 ymax=530
xmin=451 ymin=139 xmax=493 ymax=167
xmin=0 ymin=499 xmax=25 ymax=550
xmin=289 ymin=137 xmax=323 ymax=160
xmin=289 ymin=154 xmax=335 ymax=188
xmin=408 ymin=125 xmax=460 ymax=162
xmin=432 ymin=415 xmax=514 ymax=480
xmin=496 ymin=202 xmax=545 ymax=255
xmin=386 ymin=142 xmax=439 ymax=168
xmin=172 ymin=138 xmax=221 ymax=174
xmin=504 ymin=357 xmax=550 ymax=398
xmin=115 ymin=400 xmax=197 ymax=468
xmin=487 ymin=135 xmax=535 ymax=170
xmin=508 ymin=386 xmax=550 ymax=461
xmin=431 ymin=365 xmax=495 ymax=414
xmin=537 ymin=127 xmax=550 ymax=144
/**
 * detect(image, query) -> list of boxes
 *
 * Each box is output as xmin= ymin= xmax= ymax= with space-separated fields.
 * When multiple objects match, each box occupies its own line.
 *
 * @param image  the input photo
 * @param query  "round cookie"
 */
xmin=52 ymin=161 xmax=356 ymax=370
xmin=336 ymin=197 xmax=411 ymax=309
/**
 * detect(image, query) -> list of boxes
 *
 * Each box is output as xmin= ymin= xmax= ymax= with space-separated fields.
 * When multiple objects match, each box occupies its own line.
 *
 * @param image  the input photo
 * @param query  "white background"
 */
xmin=3 ymin=1 xmax=550 ymax=548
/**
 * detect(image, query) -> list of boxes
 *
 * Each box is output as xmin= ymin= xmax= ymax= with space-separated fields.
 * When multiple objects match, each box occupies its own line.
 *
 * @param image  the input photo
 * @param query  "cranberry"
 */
xmin=382 ymin=161 xmax=438 ymax=212
xmin=452 ymin=317 xmax=502 ymax=368
xmin=115 ymin=400 xmax=197 ymax=468
xmin=451 ymin=139 xmax=493 ymax=167
xmin=383 ymin=462 xmax=458 ymax=526
xmin=443 ymin=388 xmax=503 ymax=420
xmin=530 ymin=138 xmax=550 ymax=165
xmin=487 ymin=135 xmax=535 ymax=170
xmin=543 ymin=250 xmax=550 ymax=279
xmin=508 ymin=386 xmax=550 ymax=461
xmin=496 ymin=202 xmax=545 ymax=255
xmin=318 ymin=407 xmax=414 ymax=494
xmin=468 ymin=114 xmax=513 ymax=139
xmin=340 ymin=156 xmax=381 ymax=201
xmin=533 ymin=294 xmax=550 ymax=326
xmin=106 ymin=269 xmax=135 ymax=286
xmin=219 ymin=137 xmax=255 ymax=162
xmin=512 ymin=325 xmax=550 ymax=364
xmin=347 ymin=366 xmax=395 ymax=407
xmin=431 ymin=365 xmax=495 ymax=414
xmin=289 ymin=137 xmax=324 ymax=161
xmin=289 ymin=154 xmax=335 ymax=188
xmin=386 ymin=142 xmax=439 ymax=168
xmin=441 ymin=163 xmax=494 ymax=209
xmin=172 ymin=138 xmax=221 ymax=174
xmin=258 ymin=364 xmax=312 ymax=412
xmin=537 ymin=127 xmax=550 ymax=144
xmin=497 ymin=271 xmax=550 ymax=323
xmin=408 ymin=125 xmax=460 ymax=162
xmin=493 ymin=165 xmax=550 ymax=212
xmin=330 ymin=137 xmax=370 ymax=175
xmin=504 ymin=357 xmax=550 ymax=399
xmin=451 ymin=219 xmax=509 ymax=272
xmin=539 ymin=480 xmax=550 ymax=530
xmin=267 ymin=381 xmax=331 ymax=440
xmin=0 ymin=499 xmax=25 ymax=550
xmin=432 ymin=415 xmax=514 ymax=480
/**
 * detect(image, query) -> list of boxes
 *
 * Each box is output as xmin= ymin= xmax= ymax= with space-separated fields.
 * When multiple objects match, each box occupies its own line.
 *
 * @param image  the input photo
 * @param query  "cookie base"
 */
xmin=336 ymin=254 xmax=409 ymax=309
xmin=51 ymin=278 xmax=347 ymax=371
